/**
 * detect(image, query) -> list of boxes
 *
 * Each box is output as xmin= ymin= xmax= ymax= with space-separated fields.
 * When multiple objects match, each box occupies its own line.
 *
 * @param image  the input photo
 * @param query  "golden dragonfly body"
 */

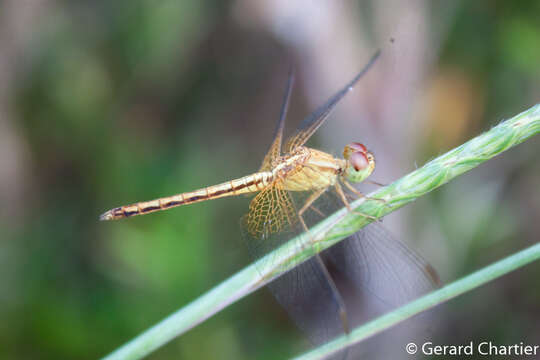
xmin=100 ymin=51 xmax=380 ymax=239
xmin=100 ymin=51 xmax=437 ymax=349
xmin=100 ymin=146 xmax=370 ymax=222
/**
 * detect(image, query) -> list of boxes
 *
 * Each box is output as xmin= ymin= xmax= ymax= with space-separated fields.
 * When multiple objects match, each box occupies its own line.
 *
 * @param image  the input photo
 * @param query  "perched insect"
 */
xmin=101 ymin=50 xmax=438 ymax=356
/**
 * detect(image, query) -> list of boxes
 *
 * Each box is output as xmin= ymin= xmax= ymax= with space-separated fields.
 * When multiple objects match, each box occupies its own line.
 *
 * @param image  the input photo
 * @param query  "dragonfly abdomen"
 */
xmin=100 ymin=171 xmax=273 ymax=220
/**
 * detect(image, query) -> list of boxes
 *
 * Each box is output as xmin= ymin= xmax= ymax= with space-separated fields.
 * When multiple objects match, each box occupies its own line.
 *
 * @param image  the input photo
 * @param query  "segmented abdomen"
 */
xmin=100 ymin=171 xmax=273 ymax=220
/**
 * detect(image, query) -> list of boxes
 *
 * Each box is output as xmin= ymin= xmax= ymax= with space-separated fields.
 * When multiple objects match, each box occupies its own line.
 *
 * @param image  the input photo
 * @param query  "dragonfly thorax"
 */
xmin=275 ymin=147 xmax=345 ymax=191
xmin=271 ymin=146 xmax=310 ymax=178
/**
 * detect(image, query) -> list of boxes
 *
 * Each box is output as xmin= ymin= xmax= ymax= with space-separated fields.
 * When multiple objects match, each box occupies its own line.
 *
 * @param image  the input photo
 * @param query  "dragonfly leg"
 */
xmin=366 ymin=179 xmax=387 ymax=187
xmin=297 ymin=188 xmax=351 ymax=335
xmin=308 ymin=204 xmax=325 ymax=218
xmin=297 ymin=188 xmax=327 ymax=247
xmin=335 ymin=181 xmax=379 ymax=221
xmin=314 ymin=254 xmax=350 ymax=334
xmin=342 ymin=179 xmax=387 ymax=205
xmin=298 ymin=188 xmax=327 ymax=217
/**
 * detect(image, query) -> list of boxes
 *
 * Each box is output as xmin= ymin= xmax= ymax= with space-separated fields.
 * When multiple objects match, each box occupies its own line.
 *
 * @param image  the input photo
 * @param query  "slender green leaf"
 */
xmin=102 ymin=104 xmax=540 ymax=360
xmin=294 ymin=242 xmax=540 ymax=359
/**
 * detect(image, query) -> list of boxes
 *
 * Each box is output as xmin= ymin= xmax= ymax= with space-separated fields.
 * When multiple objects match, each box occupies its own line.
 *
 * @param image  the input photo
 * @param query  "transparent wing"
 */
xmin=268 ymin=256 xmax=347 ymax=347
xmin=244 ymin=183 xmax=297 ymax=239
xmin=249 ymin=183 xmax=438 ymax=353
xmin=284 ymin=50 xmax=380 ymax=152
xmin=241 ymin=183 xmax=304 ymax=275
xmin=324 ymin=223 xmax=439 ymax=313
xmin=259 ymin=68 xmax=295 ymax=171
xmin=241 ymin=185 xmax=347 ymax=349
xmin=268 ymin=227 xmax=438 ymax=353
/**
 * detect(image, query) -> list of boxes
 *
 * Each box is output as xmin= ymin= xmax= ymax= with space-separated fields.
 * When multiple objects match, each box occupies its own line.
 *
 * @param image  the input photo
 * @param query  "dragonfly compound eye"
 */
xmin=350 ymin=152 xmax=369 ymax=171
xmin=343 ymin=142 xmax=367 ymax=159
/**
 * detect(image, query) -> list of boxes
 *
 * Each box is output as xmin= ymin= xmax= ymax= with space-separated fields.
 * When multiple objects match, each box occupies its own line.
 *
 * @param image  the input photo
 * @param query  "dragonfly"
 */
xmin=100 ymin=50 xmax=438 ymax=355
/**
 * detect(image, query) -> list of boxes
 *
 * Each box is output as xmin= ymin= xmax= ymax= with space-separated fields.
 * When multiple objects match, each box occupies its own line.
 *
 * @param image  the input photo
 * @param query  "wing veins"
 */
xmin=285 ymin=50 xmax=381 ymax=152
xmin=259 ymin=68 xmax=295 ymax=171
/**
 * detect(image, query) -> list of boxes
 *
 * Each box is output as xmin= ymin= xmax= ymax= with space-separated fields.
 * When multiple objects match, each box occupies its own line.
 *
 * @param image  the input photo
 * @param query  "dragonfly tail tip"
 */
xmin=99 ymin=210 xmax=114 ymax=221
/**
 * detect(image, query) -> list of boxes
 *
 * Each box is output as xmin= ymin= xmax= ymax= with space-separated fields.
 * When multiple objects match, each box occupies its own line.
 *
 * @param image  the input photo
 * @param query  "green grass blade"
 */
xmin=293 ymin=241 xmax=540 ymax=360
xmin=101 ymin=103 xmax=540 ymax=360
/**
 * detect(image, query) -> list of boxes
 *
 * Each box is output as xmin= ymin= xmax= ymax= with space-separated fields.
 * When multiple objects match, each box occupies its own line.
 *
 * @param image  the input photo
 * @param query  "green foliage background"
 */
xmin=1 ymin=1 xmax=538 ymax=359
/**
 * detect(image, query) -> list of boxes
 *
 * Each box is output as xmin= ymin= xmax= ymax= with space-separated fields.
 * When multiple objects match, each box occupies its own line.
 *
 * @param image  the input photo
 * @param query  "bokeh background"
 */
xmin=1 ymin=1 xmax=539 ymax=359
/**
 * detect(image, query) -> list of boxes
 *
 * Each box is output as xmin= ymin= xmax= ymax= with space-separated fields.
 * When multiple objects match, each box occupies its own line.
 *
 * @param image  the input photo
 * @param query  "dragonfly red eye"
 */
xmin=349 ymin=152 xmax=369 ymax=171
xmin=349 ymin=142 xmax=367 ymax=153
xmin=343 ymin=142 xmax=368 ymax=159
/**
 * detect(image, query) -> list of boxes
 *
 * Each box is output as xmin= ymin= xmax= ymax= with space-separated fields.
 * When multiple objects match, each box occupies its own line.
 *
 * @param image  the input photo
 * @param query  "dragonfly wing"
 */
xmin=241 ymin=170 xmax=438 ymax=354
xmin=244 ymin=184 xmax=297 ymax=240
xmin=258 ymin=187 xmax=438 ymax=353
xmin=284 ymin=50 xmax=380 ymax=152
xmin=266 ymin=223 xmax=439 ymax=351
xmin=241 ymin=186 xmax=350 ymax=352
xmin=259 ymin=68 xmax=295 ymax=171
xmin=241 ymin=184 xmax=304 ymax=278
xmin=324 ymin=222 xmax=439 ymax=315
xmin=267 ymin=256 xmax=348 ymax=347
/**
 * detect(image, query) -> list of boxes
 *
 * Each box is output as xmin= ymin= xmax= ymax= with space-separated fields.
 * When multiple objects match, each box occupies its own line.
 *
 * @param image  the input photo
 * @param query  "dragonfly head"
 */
xmin=343 ymin=142 xmax=375 ymax=183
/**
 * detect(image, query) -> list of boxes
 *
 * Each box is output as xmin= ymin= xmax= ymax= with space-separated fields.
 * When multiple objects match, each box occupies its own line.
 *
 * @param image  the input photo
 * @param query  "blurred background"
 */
xmin=1 ymin=0 xmax=539 ymax=359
